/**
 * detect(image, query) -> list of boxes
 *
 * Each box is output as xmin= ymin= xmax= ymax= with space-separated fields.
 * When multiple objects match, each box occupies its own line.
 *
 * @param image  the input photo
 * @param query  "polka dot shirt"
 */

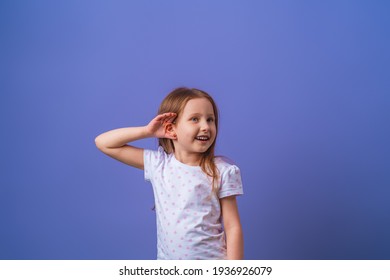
xmin=144 ymin=147 xmax=243 ymax=260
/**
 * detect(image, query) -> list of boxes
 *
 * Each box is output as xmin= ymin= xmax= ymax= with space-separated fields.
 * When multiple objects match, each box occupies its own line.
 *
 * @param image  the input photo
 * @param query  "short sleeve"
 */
xmin=218 ymin=165 xmax=244 ymax=198
xmin=144 ymin=146 xmax=166 ymax=182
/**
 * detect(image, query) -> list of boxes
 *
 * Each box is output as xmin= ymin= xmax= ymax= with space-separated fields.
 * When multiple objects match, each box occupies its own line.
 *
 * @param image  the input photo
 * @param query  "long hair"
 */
xmin=158 ymin=87 xmax=220 ymax=192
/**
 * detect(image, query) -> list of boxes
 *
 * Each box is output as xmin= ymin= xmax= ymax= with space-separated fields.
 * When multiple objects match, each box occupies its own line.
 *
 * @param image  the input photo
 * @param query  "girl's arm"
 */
xmin=221 ymin=196 xmax=244 ymax=260
xmin=95 ymin=113 xmax=176 ymax=169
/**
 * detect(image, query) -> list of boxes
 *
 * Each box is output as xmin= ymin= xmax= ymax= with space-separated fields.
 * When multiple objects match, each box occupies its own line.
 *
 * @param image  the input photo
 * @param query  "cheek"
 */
xmin=182 ymin=127 xmax=196 ymax=138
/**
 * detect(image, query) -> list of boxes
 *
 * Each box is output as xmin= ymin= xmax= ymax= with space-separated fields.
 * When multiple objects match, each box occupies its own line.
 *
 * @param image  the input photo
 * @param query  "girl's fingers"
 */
xmin=166 ymin=115 xmax=177 ymax=123
xmin=154 ymin=113 xmax=171 ymax=122
xmin=150 ymin=113 xmax=176 ymax=128
xmin=153 ymin=115 xmax=164 ymax=121
xmin=159 ymin=113 xmax=176 ymax=124
xmin=162 ymin=112 xmax=176 ymax=118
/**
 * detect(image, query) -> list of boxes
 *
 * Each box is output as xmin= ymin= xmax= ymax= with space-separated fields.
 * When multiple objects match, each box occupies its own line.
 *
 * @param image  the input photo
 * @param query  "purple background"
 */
xmin=1 ymin=1 xmax=390 ymax=259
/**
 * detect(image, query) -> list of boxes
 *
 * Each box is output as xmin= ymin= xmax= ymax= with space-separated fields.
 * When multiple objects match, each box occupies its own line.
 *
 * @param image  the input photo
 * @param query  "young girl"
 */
xmin=95 ymin=87 xmax=244 ymax=260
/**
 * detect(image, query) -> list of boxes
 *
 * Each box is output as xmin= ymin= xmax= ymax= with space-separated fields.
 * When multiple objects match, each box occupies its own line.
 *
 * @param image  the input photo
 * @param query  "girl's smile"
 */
xmin=195 ymin=135 xmax=210 ymax=142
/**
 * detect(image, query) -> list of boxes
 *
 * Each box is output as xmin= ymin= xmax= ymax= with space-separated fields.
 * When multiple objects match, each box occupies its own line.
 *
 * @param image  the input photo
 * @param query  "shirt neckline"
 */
xmin=171 ymin=154 xmax=202 ymax=169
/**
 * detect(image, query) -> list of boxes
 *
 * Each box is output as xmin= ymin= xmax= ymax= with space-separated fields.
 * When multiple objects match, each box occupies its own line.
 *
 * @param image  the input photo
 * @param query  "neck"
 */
xmin=173 ymin=150 xmax=202 ymax=166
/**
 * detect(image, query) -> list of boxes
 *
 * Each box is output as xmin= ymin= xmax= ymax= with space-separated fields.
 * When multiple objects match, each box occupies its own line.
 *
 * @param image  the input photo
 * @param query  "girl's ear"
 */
xmin=164 ymin=123 xmax=177 ymax=140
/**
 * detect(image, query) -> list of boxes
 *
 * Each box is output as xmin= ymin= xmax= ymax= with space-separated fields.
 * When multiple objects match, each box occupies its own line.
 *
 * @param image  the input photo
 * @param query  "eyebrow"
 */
xmin=187 ymin=113 xmax=215 ymax=117
xmin=188 ymin=113 xmax=215 ymax=119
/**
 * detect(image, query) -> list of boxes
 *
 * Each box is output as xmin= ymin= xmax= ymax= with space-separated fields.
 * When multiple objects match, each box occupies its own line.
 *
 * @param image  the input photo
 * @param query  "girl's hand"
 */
xmin=146 ymin=112 xmax=177 ymax=139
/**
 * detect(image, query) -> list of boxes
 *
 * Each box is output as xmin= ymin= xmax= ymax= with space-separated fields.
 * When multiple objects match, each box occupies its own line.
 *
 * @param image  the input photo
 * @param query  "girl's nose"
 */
xmin=200 ymin=120 xmax=210 ymax=131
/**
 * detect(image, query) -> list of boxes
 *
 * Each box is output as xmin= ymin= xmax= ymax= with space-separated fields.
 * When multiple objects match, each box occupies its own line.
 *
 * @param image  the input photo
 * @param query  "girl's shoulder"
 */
xmin=214 ymin=156 xmax=240 ymax=173
xmin=146 ymin=146 xmax=170 ymax=156
xmin=144 ymin=146 xmax=173 ymax=165
xmin=215 ymin=156 xmax=243 ymax=195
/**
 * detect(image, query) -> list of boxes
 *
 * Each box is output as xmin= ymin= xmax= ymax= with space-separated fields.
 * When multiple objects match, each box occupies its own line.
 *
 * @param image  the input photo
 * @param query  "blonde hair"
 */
xmin=158 ymin=87 xmax=220 ymax=192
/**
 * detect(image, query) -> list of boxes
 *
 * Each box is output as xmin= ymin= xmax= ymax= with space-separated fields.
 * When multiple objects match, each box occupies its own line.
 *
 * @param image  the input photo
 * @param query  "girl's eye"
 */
xmin=207 ymin=118 xmax=214 ymax=122
xmin=191 ymin=117 xmax=198 ymax=122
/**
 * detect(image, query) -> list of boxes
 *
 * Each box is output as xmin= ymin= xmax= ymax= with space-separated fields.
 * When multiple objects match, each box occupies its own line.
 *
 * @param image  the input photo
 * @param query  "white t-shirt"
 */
xmin=144 ymin=147 xmax=243 ymax=260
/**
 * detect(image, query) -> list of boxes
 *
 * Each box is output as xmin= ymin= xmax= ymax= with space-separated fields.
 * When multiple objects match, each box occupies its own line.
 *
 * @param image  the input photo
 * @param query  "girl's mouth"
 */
xmin=195 ymin=136 xmax=210 ymax=142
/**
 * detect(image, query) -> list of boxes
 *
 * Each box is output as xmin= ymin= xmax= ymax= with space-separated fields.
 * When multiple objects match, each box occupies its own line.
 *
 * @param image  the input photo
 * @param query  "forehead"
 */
xmin=182 ymin=98 xmax=214 ymax=115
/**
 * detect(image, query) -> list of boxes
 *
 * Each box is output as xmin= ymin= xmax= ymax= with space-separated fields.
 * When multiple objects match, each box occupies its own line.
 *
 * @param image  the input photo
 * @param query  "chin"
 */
xmin=199 ymin=146 xmax=212 ymax=153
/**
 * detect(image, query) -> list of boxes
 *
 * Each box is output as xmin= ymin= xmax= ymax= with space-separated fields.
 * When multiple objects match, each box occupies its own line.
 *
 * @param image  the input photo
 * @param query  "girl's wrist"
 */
xmin=142 ymin=125 xmax=157 ymax=139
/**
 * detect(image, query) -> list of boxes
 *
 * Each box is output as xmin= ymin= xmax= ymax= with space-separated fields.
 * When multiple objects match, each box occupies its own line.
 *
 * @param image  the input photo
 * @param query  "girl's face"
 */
xmin=172 ymin=98 xmax=216 ymax=157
